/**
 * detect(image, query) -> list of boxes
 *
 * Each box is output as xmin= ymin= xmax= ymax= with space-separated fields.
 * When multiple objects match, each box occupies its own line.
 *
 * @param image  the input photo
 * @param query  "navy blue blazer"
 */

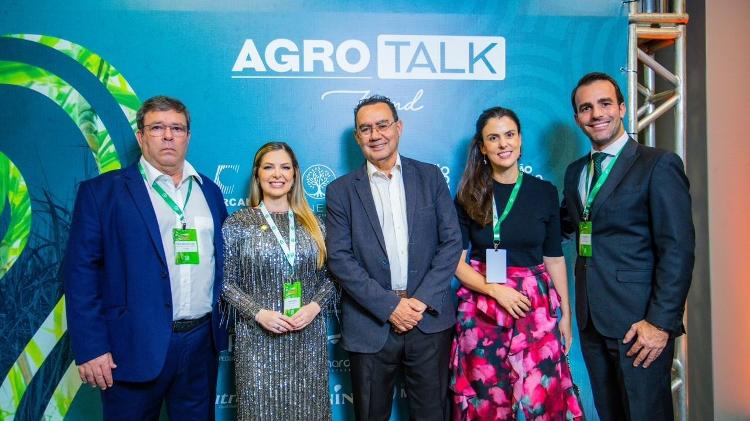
xmin=63 ymin=162 xmax=228 ymax=382
xmin=326 ymin=156 xmax=462 ymax=353
xmin=561 ymin=139 xmax=694 ymax=338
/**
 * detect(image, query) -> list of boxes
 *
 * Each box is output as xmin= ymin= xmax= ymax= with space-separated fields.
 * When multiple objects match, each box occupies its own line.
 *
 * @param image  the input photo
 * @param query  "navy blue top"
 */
xmin=456 ymin=174 xmax=563 ymax=267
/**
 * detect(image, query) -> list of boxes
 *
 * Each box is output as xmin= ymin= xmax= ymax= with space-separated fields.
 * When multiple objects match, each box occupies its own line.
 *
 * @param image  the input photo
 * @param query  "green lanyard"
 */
xmin=259 ymin=202 xmax=296 ymax=268
xmin=492 ymin=172 xmax=523 ymax=249
xmin=582 ymin=150 xmax=621 ymax=221
xmin=138 ymin=162 xmax=193 ymax=229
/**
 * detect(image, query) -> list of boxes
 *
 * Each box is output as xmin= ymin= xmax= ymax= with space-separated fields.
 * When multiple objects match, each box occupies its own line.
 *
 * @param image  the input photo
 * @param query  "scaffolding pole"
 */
xmin=627 ymin=1 xmax=688 ymax=420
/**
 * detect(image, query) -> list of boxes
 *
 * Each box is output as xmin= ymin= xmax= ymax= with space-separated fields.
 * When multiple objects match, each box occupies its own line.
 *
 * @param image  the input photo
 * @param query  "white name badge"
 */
xmin=485 ymin=248 xmax=507 ymax=284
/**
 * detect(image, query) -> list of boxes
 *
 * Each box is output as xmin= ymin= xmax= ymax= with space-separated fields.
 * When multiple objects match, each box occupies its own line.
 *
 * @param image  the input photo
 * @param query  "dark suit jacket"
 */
xmin=326 ymin=156 xmax=462 ymax=353
xmin=63 ymin=162 xmax=228 ymax=382
xmin=561 ymin=138 xmax=694 ymax=338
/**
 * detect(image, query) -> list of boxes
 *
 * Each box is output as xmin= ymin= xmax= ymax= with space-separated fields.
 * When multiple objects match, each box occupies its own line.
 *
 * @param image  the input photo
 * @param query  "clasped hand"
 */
xmin=389 ymin=298 xmax=426 ymax=333
xmin=256 ymin=302 xmax=321 ymax=334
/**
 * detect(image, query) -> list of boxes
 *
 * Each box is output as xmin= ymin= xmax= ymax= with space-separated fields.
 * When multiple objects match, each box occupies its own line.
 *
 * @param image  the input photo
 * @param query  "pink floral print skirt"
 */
xmin=450 ymin=261 xmax=584 ymax=420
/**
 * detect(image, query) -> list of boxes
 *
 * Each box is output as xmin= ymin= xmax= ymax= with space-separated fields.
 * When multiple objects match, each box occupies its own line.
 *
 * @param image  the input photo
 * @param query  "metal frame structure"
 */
xmin=626 ymin=0 xmax=688 ymax=419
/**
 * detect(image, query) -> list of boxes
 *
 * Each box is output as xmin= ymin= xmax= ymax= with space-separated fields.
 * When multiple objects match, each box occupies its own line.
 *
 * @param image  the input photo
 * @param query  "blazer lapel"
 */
xmin=353 ymin=166 xmax=387 ymax=255
xmin=590 ymin=138 xmax=639 ymax=219
xmin=402 ymin=159 xmax=418 ymax=239
xmin=197 ymin=177 xmax=223 ymax=255
xmin=123 ymin=164 xmax=168 ymax=266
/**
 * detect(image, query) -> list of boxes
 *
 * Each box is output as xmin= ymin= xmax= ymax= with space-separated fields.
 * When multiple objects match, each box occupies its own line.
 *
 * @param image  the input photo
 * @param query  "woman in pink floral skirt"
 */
xmin=451 ymin=107 xmax=583 ymax=420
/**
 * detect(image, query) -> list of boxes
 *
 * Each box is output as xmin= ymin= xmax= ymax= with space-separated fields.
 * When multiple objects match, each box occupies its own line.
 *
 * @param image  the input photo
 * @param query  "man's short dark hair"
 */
xmin=571 ymin=72 xmax=625 ymax=113
xmin=353 ymin=95 xmax=399 ymax=126
xmin=136 ymin=95 xmax=191 ymax=131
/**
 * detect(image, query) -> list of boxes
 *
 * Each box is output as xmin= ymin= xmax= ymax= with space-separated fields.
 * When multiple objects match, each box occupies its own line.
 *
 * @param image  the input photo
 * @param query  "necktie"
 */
xmin=590 ymin=152 xmax=608 ymax=191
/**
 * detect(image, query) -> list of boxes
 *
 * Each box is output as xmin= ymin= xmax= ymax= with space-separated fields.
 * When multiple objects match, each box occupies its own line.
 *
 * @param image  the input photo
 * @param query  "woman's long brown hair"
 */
xmin=455 ymin=107 xmax=522 ymax=226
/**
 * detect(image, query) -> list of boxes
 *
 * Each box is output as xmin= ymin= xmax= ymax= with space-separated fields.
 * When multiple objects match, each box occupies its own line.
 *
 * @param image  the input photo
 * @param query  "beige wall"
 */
xmin=706 ymin=1 xmax=750 ymax=419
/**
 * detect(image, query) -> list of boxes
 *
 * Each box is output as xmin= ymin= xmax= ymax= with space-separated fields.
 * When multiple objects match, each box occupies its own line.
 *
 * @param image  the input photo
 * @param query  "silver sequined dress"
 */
xmin=222 ymin=208 xmax=336 ymax=421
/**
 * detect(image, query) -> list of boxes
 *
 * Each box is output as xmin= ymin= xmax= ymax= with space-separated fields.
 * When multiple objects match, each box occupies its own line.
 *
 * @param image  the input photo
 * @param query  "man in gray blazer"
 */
xmin=326 ymin=95 xmax=462 ymax=421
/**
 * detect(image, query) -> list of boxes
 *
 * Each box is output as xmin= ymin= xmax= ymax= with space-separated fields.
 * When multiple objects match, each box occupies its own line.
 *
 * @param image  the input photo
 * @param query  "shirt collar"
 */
xmin=591 ymin=132 xmax=629 ymax=157
xmin=366 ymin=154 xmax=402 ymax=179
xmin=139 ymin=156 xmax=203 ymax=187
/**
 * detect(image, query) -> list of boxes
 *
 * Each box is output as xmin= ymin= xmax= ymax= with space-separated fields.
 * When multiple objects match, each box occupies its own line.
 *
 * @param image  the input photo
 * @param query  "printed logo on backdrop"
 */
xmin=232 ymin=35 xmax=505 ymax=81
xmin=327 ymin=331 xmax=350 ymax=374
xmin=436 ymin=164 xmax=450 ymax=185
xmin=303 ymin=164 xmax=336 ymax=200
xmin=377 ymin=35 xmax=504 ymax=80
xmin=327 ymin=333 xmax=341 ymax=345
xmin=326 ymin=334 xmax=350 ymax=373
xmin=330 ymin=384 xmax=354 ymax=406
xmin=519 ymin=162 xmax=545 ymax=180
xmin=320 ymin=89 xmax=424 ymax=112
xmin=327 ymin=316 xmax=355 ymax=419
xmin=215 ymin=164 xmax=241 ymax=195
xmin=328 ymin=357 xmax=351 ymax=373
xmin=216 ymin=335 xmax=237 ymax=415
xmin=330 ymin=384 xmax=409 ymax=411
xmin=220 ymin=334 xmax=235 ymax=361
xmin=215 ymin=393 xmax=237 ymax=408
xmin=303 ymin=164 xmax=335 ymax=215
xmin=214 ymin=163 xmax=249 ymax=208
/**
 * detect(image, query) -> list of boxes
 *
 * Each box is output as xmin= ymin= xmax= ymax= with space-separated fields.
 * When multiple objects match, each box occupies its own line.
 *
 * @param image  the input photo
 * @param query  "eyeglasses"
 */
xmin=143 ymin=124 xmax=189 ymax=137
xmin=357 ymin=120 xmax=397 ymax=138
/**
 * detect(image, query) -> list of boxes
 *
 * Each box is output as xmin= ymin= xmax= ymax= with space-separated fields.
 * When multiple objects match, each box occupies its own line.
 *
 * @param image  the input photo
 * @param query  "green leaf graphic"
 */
xmin=0 ymin=34 xmax=142 ymax=421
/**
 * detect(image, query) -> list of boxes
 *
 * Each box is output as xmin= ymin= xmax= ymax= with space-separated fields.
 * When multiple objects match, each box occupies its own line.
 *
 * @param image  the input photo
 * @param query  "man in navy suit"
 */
xmin=63 ymin=96 xmax=228 ymax=420
xmin=561 ymin=73 xmax=694 ymax=421
xmin=326 ymin=95 xmax=462 ymax=421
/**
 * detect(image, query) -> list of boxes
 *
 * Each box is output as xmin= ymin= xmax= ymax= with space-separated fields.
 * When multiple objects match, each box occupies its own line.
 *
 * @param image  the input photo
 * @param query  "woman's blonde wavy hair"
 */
xmin=248 ymin=142 xmax=326 ymax=268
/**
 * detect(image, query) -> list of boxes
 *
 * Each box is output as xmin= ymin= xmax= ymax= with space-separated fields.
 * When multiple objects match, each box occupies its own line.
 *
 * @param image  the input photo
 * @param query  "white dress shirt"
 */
xmin=139 ymin=156 xmax=215 ymax=320
xmin=578 ymin=132 xmax=630 ymax=205
xmin=367 ymin=155 xmax=409 ymax=291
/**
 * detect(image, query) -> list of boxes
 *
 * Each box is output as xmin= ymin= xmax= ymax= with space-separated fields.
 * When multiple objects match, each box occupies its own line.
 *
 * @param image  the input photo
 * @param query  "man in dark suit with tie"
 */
xmin=326 ymin=95 xmax=462 ymax=421
xmin=63 ymin=96 xmax=228 ymax=420
xmin=561 ymin=72 xmax=694 ymax=421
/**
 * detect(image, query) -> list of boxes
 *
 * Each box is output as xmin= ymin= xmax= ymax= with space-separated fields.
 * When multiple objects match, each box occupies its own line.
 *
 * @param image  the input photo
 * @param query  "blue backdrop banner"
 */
xmin=0 ymin=2 xmax=627 ymax=420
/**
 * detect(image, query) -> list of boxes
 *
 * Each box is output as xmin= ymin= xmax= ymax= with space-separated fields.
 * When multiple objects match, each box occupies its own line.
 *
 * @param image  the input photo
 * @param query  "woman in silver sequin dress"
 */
xmin=222 ymin=142 xmax=336 ymax=420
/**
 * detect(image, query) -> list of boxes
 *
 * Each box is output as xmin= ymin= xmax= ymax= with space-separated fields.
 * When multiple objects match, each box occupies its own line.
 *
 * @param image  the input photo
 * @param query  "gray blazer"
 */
xmin=326 ymin=156 xmax=462 ymax=353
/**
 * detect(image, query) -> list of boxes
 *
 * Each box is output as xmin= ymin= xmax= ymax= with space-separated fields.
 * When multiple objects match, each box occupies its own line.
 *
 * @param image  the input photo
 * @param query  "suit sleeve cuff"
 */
xmin=411 ymin=289 xmax=445 ymax=316
xmin=378 ymin=294 xmax=402 ymax=323
xmin=645 ymin=317 xmax=673 ymax=334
